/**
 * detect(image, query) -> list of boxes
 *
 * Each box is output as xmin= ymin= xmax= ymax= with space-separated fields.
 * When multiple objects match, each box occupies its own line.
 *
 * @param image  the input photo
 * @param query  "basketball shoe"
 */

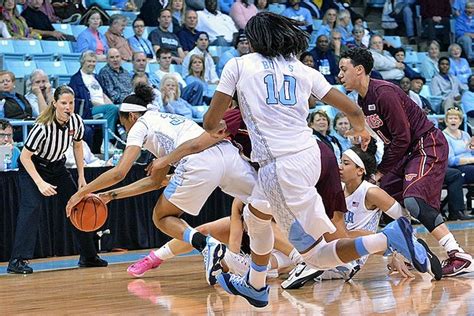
xmin=382 ymin=217 xmax=442 ymax=280
xmin=281 ymin=262 xmax=323 ymax=289
xmin=223 ymin=251 xmax=250 ymax=276
xmin=441 ymin=250 xmax=474 ymax=277
xmin=217 ymin=272 xmax=269 ymax=308
xmin=202 ymin=236 xmax=226 ymax=286
xmin=127 ymin=251 xmax=163 ymax=277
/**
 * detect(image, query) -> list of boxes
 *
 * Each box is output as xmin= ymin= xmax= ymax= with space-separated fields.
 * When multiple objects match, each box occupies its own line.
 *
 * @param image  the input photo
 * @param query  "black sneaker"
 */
xmin=7 ymin=259 xmax=33 ymax=274
xmin=78 ymin=256 xmax=108 ymax=268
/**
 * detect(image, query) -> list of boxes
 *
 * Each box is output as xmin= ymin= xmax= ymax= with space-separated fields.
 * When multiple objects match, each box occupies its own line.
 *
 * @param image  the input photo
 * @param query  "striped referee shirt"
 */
xmin=24 ymin=113 xmax=84 ymax=163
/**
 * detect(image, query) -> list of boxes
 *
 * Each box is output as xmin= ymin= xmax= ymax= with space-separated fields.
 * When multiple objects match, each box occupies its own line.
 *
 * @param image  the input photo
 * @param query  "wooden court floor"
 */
xmin=1 ymin=228 xmax=474 ymax=315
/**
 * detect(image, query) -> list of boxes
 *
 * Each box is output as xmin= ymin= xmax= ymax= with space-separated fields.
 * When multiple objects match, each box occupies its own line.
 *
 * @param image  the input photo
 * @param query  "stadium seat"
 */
xmin=121 ymin=62 xmax=133 ymax=72
xmin=419 ymin=84 xmax=431 ymax=98
xmin=123 ymin=26 xmax=134 ymax=39
xmin=208 ymin=46 xmax=232 ymax=58
xmin=170 ymin=64 xmax=183 ymax=74
xmin=404 ymin=50 xmax=419 ymax=67
xmin=148 ymin=63 xmax=160 ymax=73
xmin=41 ymin=41 xmax=73 ymax=56
xmin=98 ymin=26 xmax=109 ymax=35
xmin=367 ymin=0 xmax=385 ymax=8
xmin=268 ymin=3 xmax=286 ymax=14
xmin=13 ymin=40 xmax=47 ymax=59
xmin=4 ymin=60 xmax=37 ymax=78
xmin=95 ymin=61 xmax=107 ymax=73
xmin=312 ymin=19 xmax=323 ymax=31
xmin=53 ymin=24 xmax=73 ymax=36
xmin=36 ymin=61 xmax=69 ymax=76
xmin=71 ymin=25 xmax=87 ymax=38
xmin=57 ymin=75 xmax=73 ymax=86
xmin=64 ymin=60 xmax=81 ymax=73
xmin=0 ymin=39 xmax=15 ymax=54
xmin=384 ymin=36 xmax=402 ymax=48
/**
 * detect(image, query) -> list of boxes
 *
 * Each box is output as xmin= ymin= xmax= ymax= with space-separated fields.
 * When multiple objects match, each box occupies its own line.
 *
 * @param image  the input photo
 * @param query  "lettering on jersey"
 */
xmin=368 ymin=104 xmax=376 ymax=111
xmin=366 ymin=114 xmax=383 ymax=129
xmin=262 ymin=60 xmax=274 ymax=70
xmin=405 ymin=173 xmax=418 ymax=181
xmin=288 ymin=65 xmax=294 ymax=72
xmin=345 ymin=211 xmax=354 ymax=224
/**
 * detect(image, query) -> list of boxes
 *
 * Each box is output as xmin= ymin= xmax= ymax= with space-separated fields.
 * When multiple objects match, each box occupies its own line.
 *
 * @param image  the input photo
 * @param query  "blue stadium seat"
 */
xmin=95 ymin=61 xmax=107 ymax=73
xmin=404 ymin=50 xmax=419 ymax=67
xmin=41 ymin=41 xmax=73 ymax=56
xmin=268 ymin=3 xmax=286 ymax=14
xmin=57 ymin=75 xmax=73 ymax=86
xmin=71 ymin=25 xmax=87 ymax=38
xmin=123 ymin=26 xmax=134 ymax=39
xmin=98 ymin=26 xmax=109 ymax=35
xmin=53 ymin=24 xmax=73 ymax=36
xmin=148 ymin=63 xmax=160 ymax=73
xmin=367 ymin=0 xmax=385 ymax=8
xmin=384 ymin=36 xmax=402 ymax=48
xmin=0 ymin=39 xmax=15 ymax=54
xmin=60 ymin=53 xmax=82 ymax=61
xmin=121 ymin=62 xmax=133 ymax=72
xmin=64 ymin=60 xmax=81 ymax=73
xmin=312 ymin=19 xmax=323 ymax=31
xmin=419 ymin=84 xmax=431 ymax=98
xmin=13 ymin=40 xmax=44 ymax=56
xmin=170 ymin=64 xmax=183 ymax=74
xmin=36 ymin=61 xmax=69 ymax=76
xmin=208 ymin=46 xmax=232 ymax=58
xmin=4 ymin=60 xmax=37 ymax=78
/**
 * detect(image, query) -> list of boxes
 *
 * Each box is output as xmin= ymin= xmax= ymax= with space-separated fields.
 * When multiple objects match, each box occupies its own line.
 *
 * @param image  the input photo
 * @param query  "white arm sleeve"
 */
xmin=385 ymin=201 xmax=408 ymax=219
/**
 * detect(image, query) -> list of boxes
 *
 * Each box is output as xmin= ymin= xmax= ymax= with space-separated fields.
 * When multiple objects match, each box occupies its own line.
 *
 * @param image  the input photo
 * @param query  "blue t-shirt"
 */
xmin=281 ymin=7 xmax=312 ymax=32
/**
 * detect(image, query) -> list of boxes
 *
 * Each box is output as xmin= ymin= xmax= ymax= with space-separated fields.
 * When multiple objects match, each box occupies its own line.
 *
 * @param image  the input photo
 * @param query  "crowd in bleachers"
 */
xmin=2 ymin=0 xmax=474 ymax=219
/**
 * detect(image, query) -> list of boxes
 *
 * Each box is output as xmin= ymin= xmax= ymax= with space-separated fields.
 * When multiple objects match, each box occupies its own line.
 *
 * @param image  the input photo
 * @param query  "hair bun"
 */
xmin=134 ymin=83 xmax=154 ymax=105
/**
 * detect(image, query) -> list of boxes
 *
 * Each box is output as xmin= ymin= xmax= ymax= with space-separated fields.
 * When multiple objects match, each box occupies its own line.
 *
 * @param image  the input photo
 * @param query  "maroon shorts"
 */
xmin=316 ymin=140 xmax=347 ymax=218
xmin=380 ymin=128 xmax=448 ymax=210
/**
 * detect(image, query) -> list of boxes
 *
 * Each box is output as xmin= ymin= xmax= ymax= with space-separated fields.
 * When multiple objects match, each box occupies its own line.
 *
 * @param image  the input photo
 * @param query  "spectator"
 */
xmin=0 ymin=119 xmax=20 ymax=170
xmin=443 ymin=106 xmax=474 ymax=185
xmin=369 ymin=34 xmax=404 ymax=82
xmin=51 ymin=0 xmax=86 ymax=21
xmin=330 ymin=29 xmax=348 ymax=63
xmin=148 ymin=9 xmax=185 ymax=64
xmin=411 ymin=75 xmax=434 ymax=114
xmin=230 ymin=0 xmax=257 ymax=30
xmin=308 ymin=110 xmax=342 ymax=163
xmin=255 ymin=0 xmax=268 ymax=12
xmin=400 ymin=76 xmax=423 ymax=108
xmin=196 ymin=0 xmax=238 ymax=46
xmin=461 ymin=74 xmax=474 ymax=123
xmin=69 ymin=51 xmax=119 ymax=150
xmin=216 ymin=30 xmax=249 ymax=76
xmin=105 ymin=14 xmax=133 ymax=62
xmin=0 ymin=14 xmax=12 ymax=39
xmin=75 ymin=10 xmax=109 ymax=61
xmin=420 ymin=40 xmax=441 ymax=80
xmin=346 ymin=25 xmax=366 ymax=49
xmin=299 ymin=51 xmax=314 ymax=68
xmin=177 ymin=10 xmax=200 ymax=54
xmin=315 ymin=8 xmax=337 ymax=39
xmin=25 ymin=69 xmax=53 ymax=117
xmin=128 ymin=18 xmax=155 ymax=59
xmin=332 ymin=112 xmax=352 ymax=153
xmin=131 ymin=52 xmax=161 ymax=88
xmin=0 ymin=71 xmax=33 ymax=121
xmin=335 ymin=9 xmax=353 ymax=44
xmin=309 ymin=34 xmax=339 ymax=84
xmin=419 ymin=0 xmax=451 ymax=49
xmin=98 ymin=48 xmax=134 ymax=104
xmin=131 ymin=73 xmax=163 ymax=111
xmin=187 ymin=0 xmax=204 ymax=11
xmin=181 ymin=32 xmax=219 ymax=84
xmin=453 ymin=0 xmax=468 ymax=17
xmin=351 ymin=15 xmax=370 ymax=47
xmin=219 ymin=0 xmax=233 ymax=14
xmin=448 ymin=43 xmax=472 ymax=85
xmin=455 ymin=1 xmax=474 ymax=63
xmin=430 ymin=57 xmax=467 ymax=113
xmin=185 ymin=54 xmax=212 ymax=104
xmin=393 ymin=47 xmax=421 ymax=80
xmin=280 ymin=0 xmax=312 ymax=33
xmin=154 ymin=48 xmax=204 ymax=105
xmin=21 ymin=0 xmax=74 ymax=41
xmin=160 ymin=74 xmax=194 ymax=118
xmin=392 ymin=0 xmax=417 ymax=43
xmin=167 ymin=0 xmax=186 ymax=33
xmin=39 ymin=0 xmax=60 ymax=23
xmin=138 ymin=0 xmax=167 ymax=26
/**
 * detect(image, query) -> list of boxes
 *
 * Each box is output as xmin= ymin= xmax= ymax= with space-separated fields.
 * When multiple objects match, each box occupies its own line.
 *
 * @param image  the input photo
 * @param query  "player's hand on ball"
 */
xmin=345 ymin=128 xmax=371 ymax=151
xmin=210 ymin=120 xmax=227 ymax=139
xmin=37 ymin=180 xmax=57 ymax=197
xmin=66 ymin=192 xmax=85 ymax=217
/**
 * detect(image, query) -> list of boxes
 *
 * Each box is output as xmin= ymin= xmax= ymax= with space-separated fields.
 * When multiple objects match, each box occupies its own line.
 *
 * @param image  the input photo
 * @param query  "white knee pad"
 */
xmin=301 ymin=239 xmax=344 ymax=270
xmin=243 ymin=205 xmax=274 ymax=255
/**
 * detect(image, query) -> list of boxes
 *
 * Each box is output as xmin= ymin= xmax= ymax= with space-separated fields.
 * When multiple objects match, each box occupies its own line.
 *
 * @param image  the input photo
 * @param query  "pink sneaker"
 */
xmin=442 ymin=250 xmax=474 ymax=277
xmin=127 ymin=251 xmax=163 ymax=277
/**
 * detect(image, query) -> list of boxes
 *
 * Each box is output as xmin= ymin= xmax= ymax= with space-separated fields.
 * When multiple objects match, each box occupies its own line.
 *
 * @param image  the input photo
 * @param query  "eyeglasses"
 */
xmin=134 ymin=25 xmax=145 ymax=28
xmin=0 ymin=133 xmax=12 ymax=139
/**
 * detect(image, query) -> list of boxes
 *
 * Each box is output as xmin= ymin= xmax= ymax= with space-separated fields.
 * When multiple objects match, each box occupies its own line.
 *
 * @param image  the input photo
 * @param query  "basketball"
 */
xmin=70 ymin=194 xmax=108 ymax=232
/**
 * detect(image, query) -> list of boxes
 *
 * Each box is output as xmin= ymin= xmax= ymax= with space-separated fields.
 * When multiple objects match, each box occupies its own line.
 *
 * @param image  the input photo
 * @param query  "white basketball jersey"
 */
xmin=126 ymin=111 xmax=204 ymax=158
xmin=217 ymin=53 xmax=333 ymax=163
xmin=344 ymin=180 xmax=382 ymax=233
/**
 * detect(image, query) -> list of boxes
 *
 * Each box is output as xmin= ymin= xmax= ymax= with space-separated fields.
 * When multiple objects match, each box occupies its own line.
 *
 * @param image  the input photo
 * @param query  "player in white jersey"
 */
xmin=66 ymin=84 xmax=259 ymax=286
xmin=203 ymin=12 xmax=441 ymax=308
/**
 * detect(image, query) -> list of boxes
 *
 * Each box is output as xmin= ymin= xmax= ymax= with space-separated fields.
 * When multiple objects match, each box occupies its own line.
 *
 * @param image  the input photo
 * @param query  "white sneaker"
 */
xmin=202 ymin=236 xmax=226 ymax=286
xmin=281 ymin=262 xmax=323 ymax=290
xmin=223 ymin=251 xmax=250 ymax=276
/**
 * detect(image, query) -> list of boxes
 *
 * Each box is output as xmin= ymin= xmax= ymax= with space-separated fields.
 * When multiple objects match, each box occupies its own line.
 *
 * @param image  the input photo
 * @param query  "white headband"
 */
xmin=343 ymin=149 xmax=366 ymax=174
xmin=120 ymin=103 xmax=148 ymax=112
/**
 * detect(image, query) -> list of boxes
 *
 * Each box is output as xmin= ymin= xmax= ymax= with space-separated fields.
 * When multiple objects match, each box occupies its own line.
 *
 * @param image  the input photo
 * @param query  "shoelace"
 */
xmin=229 ymin=274 xmax=250 ymax=288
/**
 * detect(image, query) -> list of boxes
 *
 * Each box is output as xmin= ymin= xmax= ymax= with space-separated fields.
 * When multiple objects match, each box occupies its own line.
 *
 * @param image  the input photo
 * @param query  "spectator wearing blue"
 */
xmin=332 ymin=112 xmax=352 ymax=153
xmin=75 ymin=10 xmax=109 ymax=62
xmin=309 ymin=34 xmax=338 ymax=84
xmin=181 ymin=32 xmax=219 ymax=84
xmin=255 ymin=0 xmax=268 ymax=12
xmin=219 ymin=0 xmax=234 ymax=14
xmin=167 ymin=0 xmax=186 ymax=33
xmin=315 ymin=8 xmax=337 ymax=39
xmin=420 ymin=40 xmax=441 ymax=80
xmin=177 ymin=10 xmax=200 ymax=54
xmin=448 ymin=43 xmax=472 ymax=84
xmin=160 ymin=74 xmax=193 ymax=117
xmin=69 ymin=51 xmax=119 ymax=149
xmin=0 ymin=119 xmax=20 ymax=170
xmin=148 ymin=9 xmax=185 ymax=64
xmin=455 ymin=1 xmax=474 ymax=62
xmin=461 ymin=75 xmax=474 ymax=119
xmin=281 ymin=0 xmax=313 ymax=33
xmin=411 ymin=75 xmax=434 ymax=114
xmin=346 ymin=25 xmax=367 ymax=49
xmin=196 ymin=0 xmax=238 ymax=46
xmin=335 ymin=9 xmax=353 ymax=45
xmin=217 ymin=30 xmax=249 ymax=76
xmin=393 ymin=47 xmax=421 ymax=80
xmin=131 ymin=52 xmax=161 ymax=88
xmin=185 ymin=54 xmax=212 ymax=104
xmin=392 ymin=0 xmax=417 ymax=44
xmin=98 ymin=48 xmax=134 ymax=104
xmin=453 ymin=0 xmax=469 ymax=17
xmin=128 ymin=18 xmax=155 ymax=59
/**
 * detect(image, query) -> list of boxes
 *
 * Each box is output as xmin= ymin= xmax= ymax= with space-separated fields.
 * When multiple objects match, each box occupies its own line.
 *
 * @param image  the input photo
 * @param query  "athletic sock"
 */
xmin=439 ymin=233 xmax=463 ymax=253
xmin=354 ymin=233 xmax=388 ymax=257
xmin=183 ymin=227 xmax=207 ymax=252
xmin=289 ymin=248 xmax=303 ymax=265
xmin=153 ymin=243 xmax=175 ymax=260
xmin=248 ymin=261 xmax=267 ymax=290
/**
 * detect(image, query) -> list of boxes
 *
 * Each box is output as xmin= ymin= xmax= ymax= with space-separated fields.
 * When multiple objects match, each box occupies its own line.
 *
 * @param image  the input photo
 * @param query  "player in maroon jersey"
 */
xmin=338 ymin=47 xmax=473 ymax=277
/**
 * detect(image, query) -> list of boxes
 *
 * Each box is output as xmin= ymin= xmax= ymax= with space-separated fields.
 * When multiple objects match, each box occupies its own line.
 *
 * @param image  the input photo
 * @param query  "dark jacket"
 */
xmin=69 ymin=71 xmax=97 ymax=119
xmin=0 ymin=92 xmax=33 ymax=119
xmin=138 ymin=0 xmax=164 ymax=27
xmin=309 ymin=47 xmax=339 ymax=84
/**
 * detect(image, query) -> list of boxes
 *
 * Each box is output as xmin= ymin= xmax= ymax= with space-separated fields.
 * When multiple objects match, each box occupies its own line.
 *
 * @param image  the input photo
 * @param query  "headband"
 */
xmin=343 ymin=149 xmax=366 ymax=174
xmin=120 ymin=103 xmax=148 ymax=112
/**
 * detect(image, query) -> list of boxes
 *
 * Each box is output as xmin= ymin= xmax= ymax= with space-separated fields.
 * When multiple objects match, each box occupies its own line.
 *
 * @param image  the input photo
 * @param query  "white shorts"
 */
xmin=163 ymin=141 xmax=257 ymax=216
xmin=249 ymin=146 xmax=336 ymax=251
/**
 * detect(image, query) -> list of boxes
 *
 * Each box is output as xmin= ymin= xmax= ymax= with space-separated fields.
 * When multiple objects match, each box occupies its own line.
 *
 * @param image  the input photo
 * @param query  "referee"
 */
xmin=7 ymin=85 xmax=107 ymax=274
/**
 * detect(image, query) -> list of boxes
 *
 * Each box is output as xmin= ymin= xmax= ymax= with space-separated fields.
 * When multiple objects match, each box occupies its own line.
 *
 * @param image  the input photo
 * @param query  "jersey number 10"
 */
xmin=264 ymin=74 xmax=297 ymax=106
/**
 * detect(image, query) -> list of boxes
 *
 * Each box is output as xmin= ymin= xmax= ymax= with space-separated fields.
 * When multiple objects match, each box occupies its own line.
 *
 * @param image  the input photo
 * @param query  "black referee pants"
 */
xmin=10 ymin=157 xmax=97 ymax=261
